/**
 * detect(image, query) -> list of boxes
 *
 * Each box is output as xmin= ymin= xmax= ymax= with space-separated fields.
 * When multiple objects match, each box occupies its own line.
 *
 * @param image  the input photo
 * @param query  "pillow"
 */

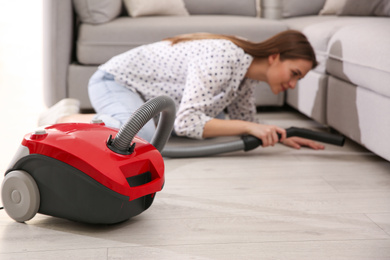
xmin=73 ymin=0 xmax=122 ymax=24
xmin=339 ymin=0 xmax=390 ymax=17
xmin=124 ymin=0 xmax=189 ymax=18
xmin=319 ymin=0 xmax=347 ymax=15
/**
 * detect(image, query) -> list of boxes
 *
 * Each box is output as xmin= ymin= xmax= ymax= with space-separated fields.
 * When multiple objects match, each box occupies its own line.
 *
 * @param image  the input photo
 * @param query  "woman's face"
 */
xmin=266 ymin=54 xmax=313 ymax=95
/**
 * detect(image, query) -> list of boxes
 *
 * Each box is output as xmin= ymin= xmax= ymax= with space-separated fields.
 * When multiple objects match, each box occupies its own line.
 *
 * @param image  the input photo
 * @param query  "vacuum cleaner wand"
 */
xmin=162 ymin=127 xmax=345 ymax=158
xmin=242 ymin=127 xmax=345 ymax=151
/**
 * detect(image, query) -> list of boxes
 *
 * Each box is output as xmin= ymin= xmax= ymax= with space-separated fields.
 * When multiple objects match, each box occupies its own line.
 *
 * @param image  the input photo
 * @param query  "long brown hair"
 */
xmin=165 ymin=30 xmax=318 ymax=68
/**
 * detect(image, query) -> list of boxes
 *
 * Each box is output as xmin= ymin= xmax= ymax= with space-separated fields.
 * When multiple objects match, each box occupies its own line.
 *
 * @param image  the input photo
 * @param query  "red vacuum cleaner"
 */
xmin=1 ymin=96 xmax=176 ymax=224
xmin=1 ymin=94 xmax=345 ymax=224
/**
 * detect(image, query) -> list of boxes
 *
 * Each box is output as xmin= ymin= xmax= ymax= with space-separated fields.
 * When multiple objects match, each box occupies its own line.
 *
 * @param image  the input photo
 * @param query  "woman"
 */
xmin=39 ymin=30 xmax=324 ymax=150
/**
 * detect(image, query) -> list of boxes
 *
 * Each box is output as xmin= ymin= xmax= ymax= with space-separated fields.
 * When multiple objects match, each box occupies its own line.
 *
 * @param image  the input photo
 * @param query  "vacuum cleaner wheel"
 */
xmin=1 ymin=170 xmax=40 ymax=222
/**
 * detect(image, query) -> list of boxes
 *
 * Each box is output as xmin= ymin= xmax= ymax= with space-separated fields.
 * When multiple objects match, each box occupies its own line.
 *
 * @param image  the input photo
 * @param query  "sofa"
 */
xmin=43 ymin=0 xmax=390 ymax=161
xmin=43 ymin=0 xmax=288 ymax=111
xmin=265 ymin=0 xmax=390 ymax=162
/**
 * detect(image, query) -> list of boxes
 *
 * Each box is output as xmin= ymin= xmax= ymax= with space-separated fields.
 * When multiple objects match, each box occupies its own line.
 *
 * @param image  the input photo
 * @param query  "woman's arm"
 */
xmin=203 ymin=118 xmax=286 ymax=147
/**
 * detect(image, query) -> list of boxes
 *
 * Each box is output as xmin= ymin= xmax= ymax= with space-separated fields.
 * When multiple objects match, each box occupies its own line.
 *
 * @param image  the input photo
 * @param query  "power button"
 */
xmin=31 ymin=129 xmax=48 ymax=140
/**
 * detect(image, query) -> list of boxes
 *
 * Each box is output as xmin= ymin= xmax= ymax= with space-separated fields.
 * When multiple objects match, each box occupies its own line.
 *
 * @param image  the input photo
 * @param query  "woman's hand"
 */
xmin=246 ymin=123 xmax=286 ymax=147
xmin=282 ymin=136 xmax=325 ymax=150
xmin=203 ymin=119 xmax=286 ymax=147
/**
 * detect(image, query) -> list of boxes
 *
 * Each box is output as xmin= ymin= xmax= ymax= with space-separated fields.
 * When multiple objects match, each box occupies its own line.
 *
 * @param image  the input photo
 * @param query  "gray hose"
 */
xmin=161 ymin=138 xmax=245 ymax=158
xmin=161 ymin=127 xmax=345 ymax=158
xmin=110 ymin=95 xmax=176 ymax=153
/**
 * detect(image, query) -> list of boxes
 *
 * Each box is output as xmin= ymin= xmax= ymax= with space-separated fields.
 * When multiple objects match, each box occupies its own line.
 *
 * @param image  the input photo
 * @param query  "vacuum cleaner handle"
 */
xmin=242 ymin=127 xmax=345 ymax=151
xmin=108 ymin=95 xmax=176 ymax=154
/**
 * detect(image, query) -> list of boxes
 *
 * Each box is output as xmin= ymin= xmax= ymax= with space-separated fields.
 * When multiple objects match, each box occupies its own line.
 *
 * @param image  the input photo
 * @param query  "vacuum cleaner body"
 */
xmin=5 ymin=122 xmax=164 ymax=224
xmin=2 ymin=96 xmax=176 ymax=224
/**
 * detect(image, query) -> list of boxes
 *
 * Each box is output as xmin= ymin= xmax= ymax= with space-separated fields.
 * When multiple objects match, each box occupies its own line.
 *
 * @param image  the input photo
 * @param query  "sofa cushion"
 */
xmin=283 ymin=15 xmax=338 ymax=31
xmin=183 ymin=0 xmax=257 ymax=17
xmin=77 ymin=16 xmax=287 ymax=65
xmin=339 ymin=0 xmax=390 ymax=17
xmin=326 ymin=20 xmax=390 ymax=98
xmin=284 ymin=16 xmax=389 ymax=74
xmin=124 ymin=0 xmax=189 ymax=18
xmin=281 ymin=0 xmax=325 ymax=18
xmin=73 ymin=0 xmax=122 ymax=24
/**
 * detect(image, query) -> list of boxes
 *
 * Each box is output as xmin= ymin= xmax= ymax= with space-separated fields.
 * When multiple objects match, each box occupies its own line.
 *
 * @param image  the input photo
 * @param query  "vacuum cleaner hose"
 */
xmin=162 ymin=139 xmax=246 ymax=158
xmin=110 ymin=95 xmax=176 ymax=153
xmin=162 ymin=127 xmax=345 ymax=158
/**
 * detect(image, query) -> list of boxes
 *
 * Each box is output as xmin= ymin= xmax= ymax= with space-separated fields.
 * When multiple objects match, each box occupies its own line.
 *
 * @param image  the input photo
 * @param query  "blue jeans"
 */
xmin=88 ymin=70 xmax=156 ymax=142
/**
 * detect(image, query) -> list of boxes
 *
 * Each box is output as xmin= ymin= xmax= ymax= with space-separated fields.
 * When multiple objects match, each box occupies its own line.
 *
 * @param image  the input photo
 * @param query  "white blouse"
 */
xmin=99 ymin=39 xmax=259 ymax=139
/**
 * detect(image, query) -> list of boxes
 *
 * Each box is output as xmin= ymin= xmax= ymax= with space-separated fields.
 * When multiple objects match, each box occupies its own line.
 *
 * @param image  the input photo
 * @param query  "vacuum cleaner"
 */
xmin=1 ymin=94 xmax=344 ymax=224
xmin=1 ymin=96 xmax=176 ymax=224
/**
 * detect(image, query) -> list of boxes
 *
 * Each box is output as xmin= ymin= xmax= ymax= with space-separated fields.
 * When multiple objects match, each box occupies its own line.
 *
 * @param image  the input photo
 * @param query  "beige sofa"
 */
xmin=43 ymin=0 xmax=390 ymax=161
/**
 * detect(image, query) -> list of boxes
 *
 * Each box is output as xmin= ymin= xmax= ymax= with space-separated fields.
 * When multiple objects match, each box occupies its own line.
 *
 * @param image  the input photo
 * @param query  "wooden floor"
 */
xmin=1 ymin=2 xmax=390 ymax=259
xmin=1 ymin=112 xmax=390 ymax=260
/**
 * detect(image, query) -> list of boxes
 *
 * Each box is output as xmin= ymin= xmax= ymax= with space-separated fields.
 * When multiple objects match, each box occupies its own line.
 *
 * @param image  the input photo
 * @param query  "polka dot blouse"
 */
xmin=99 ymin=39 xmax=259 ymax=139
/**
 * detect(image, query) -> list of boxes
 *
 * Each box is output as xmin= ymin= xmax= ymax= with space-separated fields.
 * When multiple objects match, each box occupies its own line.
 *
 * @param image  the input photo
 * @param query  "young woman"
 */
xmin=39 ymin=30 xmax=324 ymax=150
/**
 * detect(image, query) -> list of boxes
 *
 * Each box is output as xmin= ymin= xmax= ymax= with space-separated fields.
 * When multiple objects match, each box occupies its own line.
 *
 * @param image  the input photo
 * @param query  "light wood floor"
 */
xmin=1 ymin=112 xmax=390 ymax=260
xmin=1 ymin=2 xmax=390 ymax=259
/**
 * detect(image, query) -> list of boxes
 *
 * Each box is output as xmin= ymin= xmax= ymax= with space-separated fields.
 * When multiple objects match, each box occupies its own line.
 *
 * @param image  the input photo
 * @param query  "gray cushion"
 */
xmin=282 ymin=0 xmax=326 ymax=18
xmin=73 ymin=0 xmax=122 ymax=24
xmin=327 ymin=20 xmax=390 ymax=97
xmin=339 ymin=0 xmax=390 ymax=17
xmin=77 ymin=16 xmax=287 ymax=65
xmin=183 ymin=0 xmax=257 ymax=16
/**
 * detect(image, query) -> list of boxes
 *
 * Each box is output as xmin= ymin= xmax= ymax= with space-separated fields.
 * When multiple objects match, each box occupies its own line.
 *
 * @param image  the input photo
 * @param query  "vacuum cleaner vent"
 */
xmin=127 ymin=171 xmax=152 ymax=187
